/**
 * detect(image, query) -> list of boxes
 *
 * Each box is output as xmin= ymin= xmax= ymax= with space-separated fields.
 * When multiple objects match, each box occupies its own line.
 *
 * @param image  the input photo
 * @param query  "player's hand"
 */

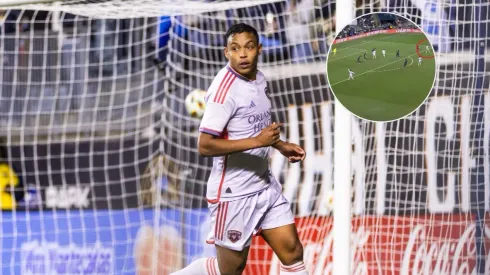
xmin=256 ymin=122 xmax=282 ymax=147
xmin=278 ymin=142 xmax=306 ymax=163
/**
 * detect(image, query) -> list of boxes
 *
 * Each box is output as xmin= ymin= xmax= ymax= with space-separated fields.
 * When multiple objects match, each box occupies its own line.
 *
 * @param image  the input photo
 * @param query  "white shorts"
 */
xmin=206 ymin=183 xmax=295 ymax=251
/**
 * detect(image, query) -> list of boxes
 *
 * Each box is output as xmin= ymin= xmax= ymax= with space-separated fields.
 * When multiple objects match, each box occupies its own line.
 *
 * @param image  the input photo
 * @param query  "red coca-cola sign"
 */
xmin=245 ymin=215 xmax=490 ymax=275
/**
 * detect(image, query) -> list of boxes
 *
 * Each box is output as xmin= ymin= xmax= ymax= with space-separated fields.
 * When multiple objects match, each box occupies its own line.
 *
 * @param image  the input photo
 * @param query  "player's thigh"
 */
xmin=207 ymin=195 xmax=266 ymax=273
xmin=215 ymin=244 xmax=250 ymax=275
xmin=257 ymin=191 xmax=303 ymax=265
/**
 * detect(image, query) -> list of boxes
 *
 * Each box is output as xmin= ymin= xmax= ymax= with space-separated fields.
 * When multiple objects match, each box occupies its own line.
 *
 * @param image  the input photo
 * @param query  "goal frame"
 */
xmin=333 ymin=1 xmax=354 ymax=275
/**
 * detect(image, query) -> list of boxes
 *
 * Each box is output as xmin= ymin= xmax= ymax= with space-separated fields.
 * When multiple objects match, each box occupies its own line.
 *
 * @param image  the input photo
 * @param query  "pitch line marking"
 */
xmin=372 ymin=56 xmax=414 ymax=73
xmin=330 ymin=52 xmax=420 ymax=87
xmin=329 ymin=48 xmax=369 ymax=62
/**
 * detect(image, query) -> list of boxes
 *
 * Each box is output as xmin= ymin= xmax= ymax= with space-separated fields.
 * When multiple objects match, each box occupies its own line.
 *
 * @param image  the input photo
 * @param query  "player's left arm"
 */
xmin=272 ymin=139 xmax=306 ymax=163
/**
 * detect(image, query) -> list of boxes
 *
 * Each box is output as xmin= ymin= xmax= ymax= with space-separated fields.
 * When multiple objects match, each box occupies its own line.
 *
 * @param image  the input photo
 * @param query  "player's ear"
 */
xmin=258 ymin=43 xmax=262 ymax=55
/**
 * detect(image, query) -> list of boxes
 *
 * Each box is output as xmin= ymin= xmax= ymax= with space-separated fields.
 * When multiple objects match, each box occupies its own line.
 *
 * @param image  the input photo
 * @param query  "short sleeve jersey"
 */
xmin=199 ymin=65 xmax=273 ymax=203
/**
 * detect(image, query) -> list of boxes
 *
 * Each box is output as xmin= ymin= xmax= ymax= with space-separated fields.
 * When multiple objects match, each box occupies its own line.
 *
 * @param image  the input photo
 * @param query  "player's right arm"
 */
xmin=198 ymin=124 xmax=281 ymax=157
xmin=197 ymin=81 xmax=281 ymax=157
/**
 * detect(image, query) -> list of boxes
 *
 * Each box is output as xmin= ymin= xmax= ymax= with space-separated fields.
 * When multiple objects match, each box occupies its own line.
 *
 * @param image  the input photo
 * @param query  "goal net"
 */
xmin=0 ymin=0 xmax=487 ymax=274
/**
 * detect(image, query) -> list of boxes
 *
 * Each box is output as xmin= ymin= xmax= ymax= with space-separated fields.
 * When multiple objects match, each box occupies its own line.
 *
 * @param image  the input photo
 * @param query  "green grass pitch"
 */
xmin=327 ymin=33 xmax=436 ymax=121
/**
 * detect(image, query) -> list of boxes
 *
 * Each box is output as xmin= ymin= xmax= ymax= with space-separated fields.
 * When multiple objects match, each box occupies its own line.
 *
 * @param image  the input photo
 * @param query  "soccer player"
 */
xmin=396 ymin=50 xmax=400 ymax=58
xmin=170 ymin=23 xmax=308 ymax=275
xmin=418 ymin=57 xmax=422 ymax=66
xmin=382 ymin=48 xmax=386 ymax=58
xmin=333 ymin=48 xmax=337 ymax=55
xmin=348 ymin=68 xmax=355 ymax=80
xmin=357 ymin=55 xmax=362 ymax=64
xmin=364 ymin=52 xmax=368 ymax=61
xmin=372 ymin=48 xmax=376 ymax=59
xmin=403 ymin=58 xmax=408 ymax=67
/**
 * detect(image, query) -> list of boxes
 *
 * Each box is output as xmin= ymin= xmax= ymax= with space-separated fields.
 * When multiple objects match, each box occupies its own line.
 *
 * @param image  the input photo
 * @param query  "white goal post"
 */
xmin=333 ymin=1 xmax=353 ymax=275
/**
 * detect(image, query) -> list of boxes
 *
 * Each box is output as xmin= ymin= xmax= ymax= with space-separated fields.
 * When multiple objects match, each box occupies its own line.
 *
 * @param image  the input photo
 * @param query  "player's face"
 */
xmin=224 ymin=32 xmax=262 ymax=80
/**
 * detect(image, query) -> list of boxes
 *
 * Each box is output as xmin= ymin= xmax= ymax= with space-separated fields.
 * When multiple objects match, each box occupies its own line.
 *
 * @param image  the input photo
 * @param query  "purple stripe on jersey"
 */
xmin=199 ymin=127 xmax=222 ymax=136
xmin=226 ymin=65 xmax=251 ymax=82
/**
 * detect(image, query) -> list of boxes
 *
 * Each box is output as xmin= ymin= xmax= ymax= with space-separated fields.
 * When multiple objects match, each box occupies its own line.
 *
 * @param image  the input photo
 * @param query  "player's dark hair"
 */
xmin=224 ymin=23 xmax=259 ymax=45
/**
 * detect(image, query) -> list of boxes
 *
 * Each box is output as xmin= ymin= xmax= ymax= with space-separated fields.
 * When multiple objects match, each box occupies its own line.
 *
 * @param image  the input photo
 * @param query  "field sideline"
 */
xmin=327 ymin=32 xmax=436 ymax=121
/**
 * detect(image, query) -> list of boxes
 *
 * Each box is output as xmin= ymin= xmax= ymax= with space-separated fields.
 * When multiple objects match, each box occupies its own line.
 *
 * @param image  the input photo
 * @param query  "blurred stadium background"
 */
xmin=0 ymin=0 xmax=488 ymax=274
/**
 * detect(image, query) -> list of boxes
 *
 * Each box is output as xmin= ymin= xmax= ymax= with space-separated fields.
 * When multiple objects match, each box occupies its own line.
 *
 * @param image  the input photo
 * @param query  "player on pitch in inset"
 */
xmin=348 ymin=68 xmax=355 ymax=80
xmin=170 ymin=23 xmax=308 ymax=275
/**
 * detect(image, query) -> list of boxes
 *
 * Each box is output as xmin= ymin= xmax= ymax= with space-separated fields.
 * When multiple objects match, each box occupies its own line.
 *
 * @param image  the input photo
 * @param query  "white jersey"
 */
xmin=199 ymin=65 xmax=275 ymax=203
xmin=382 ymin=50 xmax=386 ymax=55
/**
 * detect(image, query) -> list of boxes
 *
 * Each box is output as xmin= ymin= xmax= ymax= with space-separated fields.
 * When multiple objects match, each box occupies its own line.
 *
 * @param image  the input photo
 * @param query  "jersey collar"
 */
xmin=226 ymin=64 xmax=261 ymax=83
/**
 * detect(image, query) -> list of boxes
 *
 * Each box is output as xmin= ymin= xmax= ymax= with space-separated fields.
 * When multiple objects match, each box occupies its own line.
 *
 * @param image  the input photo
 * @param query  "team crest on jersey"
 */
xmin=227 ymin=230 xmax=242 ymax=243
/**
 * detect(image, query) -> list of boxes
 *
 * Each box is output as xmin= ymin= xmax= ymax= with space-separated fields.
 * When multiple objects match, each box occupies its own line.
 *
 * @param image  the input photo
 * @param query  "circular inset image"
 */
xmin=326 ymin=12 xmax=436 ymax=122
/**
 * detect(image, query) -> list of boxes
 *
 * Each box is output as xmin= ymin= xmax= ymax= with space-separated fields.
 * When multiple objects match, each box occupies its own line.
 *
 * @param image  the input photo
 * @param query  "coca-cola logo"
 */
xmin=254 ymin=216 xmax=490 ymax=275
xmin=401 ymin=224 xmax=490 ymax=275
xmin=301 ymin=225 xmax=370 ymax=274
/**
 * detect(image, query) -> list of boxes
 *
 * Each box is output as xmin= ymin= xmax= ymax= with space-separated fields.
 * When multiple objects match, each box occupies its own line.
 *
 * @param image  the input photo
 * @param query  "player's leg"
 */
xmin=171 ymin=199 xmax=254 ymax=275
xmin=169 ymin=257 xmax=221 ymax=275
xmin=261 ymin=224 xmax=307 ymax=274
xmin=216 ymin=245 xmax=250 ymax=275
xmin=169 ymin=246 xmax=249 ymax=275
xmin=256 ymin=185 xmax=307 ymax=274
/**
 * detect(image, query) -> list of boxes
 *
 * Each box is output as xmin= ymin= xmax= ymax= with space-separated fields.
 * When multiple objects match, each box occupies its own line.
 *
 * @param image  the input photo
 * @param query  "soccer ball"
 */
xmin=185 ymin=89 xmax=207 ymax=118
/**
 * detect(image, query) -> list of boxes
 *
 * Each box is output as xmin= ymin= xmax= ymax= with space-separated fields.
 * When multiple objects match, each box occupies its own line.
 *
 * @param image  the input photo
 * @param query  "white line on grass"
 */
xmin=334 ymin=33 xmax=402 ymax=52
xmin=372 ymin=56 xmax=414 ymax=73
xmin=329 ymin=34 xmax=408 ymax=62
xmin=329 ymin=49 xmax=367 ymax=62
xmin=330 ymin=53 xmax=419 ymax=87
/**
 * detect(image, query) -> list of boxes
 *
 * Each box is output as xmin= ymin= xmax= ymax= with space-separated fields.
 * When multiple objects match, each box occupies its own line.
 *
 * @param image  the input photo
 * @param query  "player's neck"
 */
xmin=227 ymin=65 xmax=257 ymax=81
xmin=243 ymin=70 xmax=257 ymax=81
